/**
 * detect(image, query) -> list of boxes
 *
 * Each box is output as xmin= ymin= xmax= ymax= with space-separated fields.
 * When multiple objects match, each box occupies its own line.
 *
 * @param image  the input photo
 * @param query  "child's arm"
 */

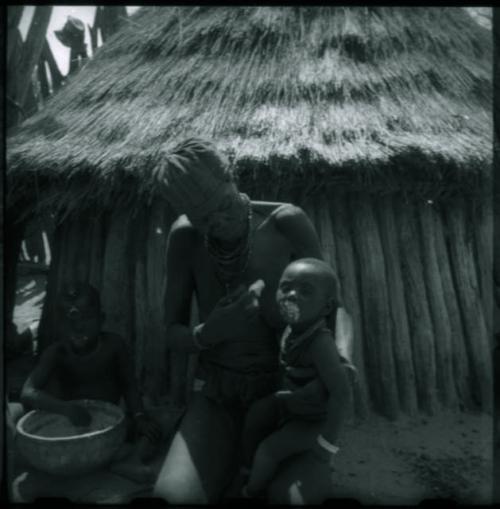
xmin=115 ymin=336 xmax=162 ymax=442
xmin=309 ymin=330 xmax=350 ymax=460
xmin=21 ymin=345 xmax=91 ymax=426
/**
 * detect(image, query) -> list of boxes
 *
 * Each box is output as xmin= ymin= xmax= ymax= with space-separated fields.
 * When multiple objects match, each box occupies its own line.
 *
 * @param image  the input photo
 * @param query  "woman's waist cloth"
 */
xmin=200 ymin=337 xmax=279 ymax=373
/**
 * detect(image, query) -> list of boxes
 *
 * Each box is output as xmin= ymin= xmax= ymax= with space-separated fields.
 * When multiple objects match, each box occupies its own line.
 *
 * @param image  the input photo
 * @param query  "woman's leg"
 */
xmin=246 ymin=419 xmax=322 ymax=496
xmin=153 ymin=392 xmax=239 ymax=504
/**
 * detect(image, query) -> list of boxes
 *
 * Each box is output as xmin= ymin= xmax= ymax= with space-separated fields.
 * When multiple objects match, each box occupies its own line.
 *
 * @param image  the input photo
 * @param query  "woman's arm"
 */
xmin=164 ymin=217 xmax=200 ymax=353
xmin=274 ymin=204 xmax=323 ymax=260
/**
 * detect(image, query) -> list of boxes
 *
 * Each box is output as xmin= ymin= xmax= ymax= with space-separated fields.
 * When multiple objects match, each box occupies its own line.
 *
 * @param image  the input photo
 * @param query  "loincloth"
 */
xmin=195 ymin=359 xmax=279 ymax=410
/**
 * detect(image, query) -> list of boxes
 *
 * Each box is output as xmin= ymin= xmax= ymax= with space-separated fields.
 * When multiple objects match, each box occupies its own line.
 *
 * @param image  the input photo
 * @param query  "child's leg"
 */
xmin=241 ymin=393 xmax=283 ymax=469
xmin=245 ymin=419 xmax=323 ymax=496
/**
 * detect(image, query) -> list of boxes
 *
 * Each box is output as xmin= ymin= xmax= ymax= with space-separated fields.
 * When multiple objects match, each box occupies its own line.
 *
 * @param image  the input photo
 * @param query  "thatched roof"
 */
xmin=7 ymin=6 xmax=492 ymax=218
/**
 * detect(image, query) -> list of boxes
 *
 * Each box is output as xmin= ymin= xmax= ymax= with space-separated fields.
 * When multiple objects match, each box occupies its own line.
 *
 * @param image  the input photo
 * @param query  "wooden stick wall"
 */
xmin=37 ymin=191 xmax=493 ymax=418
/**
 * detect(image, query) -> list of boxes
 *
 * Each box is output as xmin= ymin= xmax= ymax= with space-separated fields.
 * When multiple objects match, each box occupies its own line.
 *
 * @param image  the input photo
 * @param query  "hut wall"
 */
xmin=298 ymin=190 xmax=490 ymax=418
xmin=37 ymin=188 xmax=492 ymax=417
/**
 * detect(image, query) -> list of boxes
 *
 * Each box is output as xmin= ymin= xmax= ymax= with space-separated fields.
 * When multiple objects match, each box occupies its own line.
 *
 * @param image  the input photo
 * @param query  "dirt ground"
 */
xmin=5 ymin=271 xmax=494 ymax=504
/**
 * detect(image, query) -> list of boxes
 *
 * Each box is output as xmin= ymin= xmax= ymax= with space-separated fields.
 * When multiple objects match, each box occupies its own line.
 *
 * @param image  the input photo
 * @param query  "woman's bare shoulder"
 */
xmin=252 ymin=201 xmax=303 ymax=227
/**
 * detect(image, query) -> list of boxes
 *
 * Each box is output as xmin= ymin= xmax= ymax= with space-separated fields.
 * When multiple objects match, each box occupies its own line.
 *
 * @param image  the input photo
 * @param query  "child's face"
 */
xmin=276 ymin=262 xmax=333 ymax=328
xmin=59 ymin=296 xmax=102 ymax=354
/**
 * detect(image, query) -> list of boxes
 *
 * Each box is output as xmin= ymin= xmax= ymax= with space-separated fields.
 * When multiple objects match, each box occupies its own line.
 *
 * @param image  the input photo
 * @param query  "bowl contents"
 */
xmin=20 ymin=401 xmax=123 ymax=439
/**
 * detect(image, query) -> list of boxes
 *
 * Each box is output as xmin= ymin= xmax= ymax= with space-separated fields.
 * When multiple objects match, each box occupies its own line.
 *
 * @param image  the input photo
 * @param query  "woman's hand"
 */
xmin=200 ymin=282 xmax=264 ymax=345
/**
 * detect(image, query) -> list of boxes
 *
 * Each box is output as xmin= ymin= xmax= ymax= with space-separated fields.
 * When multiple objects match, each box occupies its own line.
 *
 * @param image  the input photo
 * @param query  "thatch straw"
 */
xmin=7 ymin=6 xmax=492 ymax=217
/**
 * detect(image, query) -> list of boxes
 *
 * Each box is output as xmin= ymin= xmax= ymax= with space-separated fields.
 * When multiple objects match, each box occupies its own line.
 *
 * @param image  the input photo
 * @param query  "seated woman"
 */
xmin=152 ymin=138 xmax=354 ymax=504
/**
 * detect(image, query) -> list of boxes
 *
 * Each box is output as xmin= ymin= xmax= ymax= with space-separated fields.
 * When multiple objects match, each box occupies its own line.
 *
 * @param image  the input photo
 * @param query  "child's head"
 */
xmin=276 ymin=258 xmax=340 ymax=329
xmin=57 ymin=283 xmax=103 ymax=354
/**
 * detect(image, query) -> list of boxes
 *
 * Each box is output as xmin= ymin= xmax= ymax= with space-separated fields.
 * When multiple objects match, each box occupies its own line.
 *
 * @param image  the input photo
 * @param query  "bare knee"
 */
xmin=153 ymin=451 xmax=209 ymax=505
xmin=153 ymin=472 xmax=207 ymax=505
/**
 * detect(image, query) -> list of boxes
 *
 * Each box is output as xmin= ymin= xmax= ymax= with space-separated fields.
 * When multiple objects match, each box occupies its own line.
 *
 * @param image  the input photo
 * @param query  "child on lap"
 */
xmin=241 ymin=258 xmax=351 ymax=497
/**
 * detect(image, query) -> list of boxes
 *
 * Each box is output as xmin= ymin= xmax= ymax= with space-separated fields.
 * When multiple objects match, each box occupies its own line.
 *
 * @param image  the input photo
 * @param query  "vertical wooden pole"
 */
xmin=4 ymin=211 xmax=27 ymax=335
xmin=42 ymin=40 xmax=64 ymax=92
xmin=470 ymin=196 xmax=493 ymax=339
xmin=17 ymin=6 xmax=53 ymax=108
xmin=433 ymin=204 xmax=473 ymax=410
xmin=349 ymin=192 xmax=399 ymax=419
xmin=7 ymin=12 xmax=25 ymax=128
xmin=376 ymin=195 xmax=418 ymax=416
xmin=91 ymin=6 xmax=102 ymax=52
xmin=7 ymin=7 xmax=24 ymax=68
xmin=37 ymin=221 xmax=64 ymax=352
xmin=55 ymin=219 xmax=73 ymax=294
xmin=100 ymin=208 xmax=134 ymax=347
xmin=492 ymin=7 xmax=500 ymax=503
xmin=418 ymin=202 xmax=457 ymax=409
xmin=133 ymin=200 xmax=175 ymax=404
xmin=88 ymin=214 xmax=106 ymax=291
xmin=37 ymin=61 xmax=49 ymax=100
xmin=394 ymin=199 xmax=438 ymax=415
xmin=313 ymin=194 xmax=338 ymax=275
xmin=444 ymin=198 xmax=492 ymax=412
xmin=145 ymin=201 xmax=172 ymax=403
xmin=23 ymin=81 xmax=38 ymax=118
xmin=134 ymin=209 xmax=148 ymax=396
xmin=8 ymin=6 xmax=24 ymax=30
xmin=88 ymin=22 xmax=99 ymax=54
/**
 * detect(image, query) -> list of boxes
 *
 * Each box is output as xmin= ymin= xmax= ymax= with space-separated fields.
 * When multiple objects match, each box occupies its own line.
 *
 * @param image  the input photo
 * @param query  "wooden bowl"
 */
xmin=16 ymin=400 xmax=126 ymax=476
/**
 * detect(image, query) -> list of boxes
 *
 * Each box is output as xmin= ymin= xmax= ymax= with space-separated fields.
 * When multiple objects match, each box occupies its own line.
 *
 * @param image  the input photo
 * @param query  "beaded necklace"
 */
xmin=280 ymin=318 xmax=328 ymax=359
xmin=204 ymin=193 xmax=253 ymax=294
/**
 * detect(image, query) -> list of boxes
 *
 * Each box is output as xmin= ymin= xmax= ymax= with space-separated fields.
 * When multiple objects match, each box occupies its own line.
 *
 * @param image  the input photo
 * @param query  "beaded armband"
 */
xmin=317 ymin=434 xmax=340 ymax=455
xmin=193 ymin=324 xmax=210 ymax=350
